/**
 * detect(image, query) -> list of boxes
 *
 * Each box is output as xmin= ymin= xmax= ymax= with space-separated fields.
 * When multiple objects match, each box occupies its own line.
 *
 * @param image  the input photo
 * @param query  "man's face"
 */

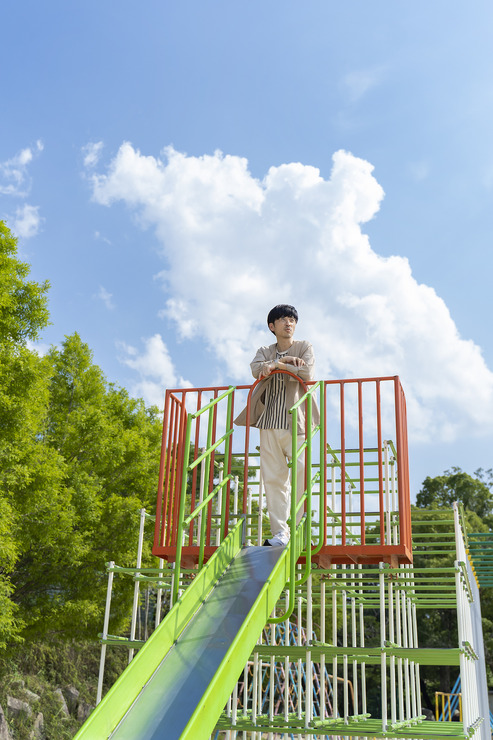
xmin=268 ymin=315 xmax=297 ymax=339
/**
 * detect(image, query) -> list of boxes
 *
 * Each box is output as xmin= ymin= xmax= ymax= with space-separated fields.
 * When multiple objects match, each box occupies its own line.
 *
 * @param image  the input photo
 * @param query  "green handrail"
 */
xmin=173 ymin=377 xmax=325 ymax=619
xmin=172 ymin=386 xmax=235 ymax=603
xmin=269 ymin=380 xmax=322 ymax=623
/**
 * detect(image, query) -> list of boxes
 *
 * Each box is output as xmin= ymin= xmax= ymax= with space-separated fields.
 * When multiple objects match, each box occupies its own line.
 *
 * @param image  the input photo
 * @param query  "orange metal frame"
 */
xmin=153 ymin=376 xmax=412 ymax=568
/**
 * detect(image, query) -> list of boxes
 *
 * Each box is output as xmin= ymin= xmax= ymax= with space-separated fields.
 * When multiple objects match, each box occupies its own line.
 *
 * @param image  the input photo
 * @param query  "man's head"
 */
xmin=267 ymin=304 xmax=298 ymax=335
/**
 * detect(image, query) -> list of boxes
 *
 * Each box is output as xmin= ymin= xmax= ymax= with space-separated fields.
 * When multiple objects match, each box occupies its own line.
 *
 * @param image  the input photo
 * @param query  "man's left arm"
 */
xmin=278 ymin=342 xmax=315 ymax=382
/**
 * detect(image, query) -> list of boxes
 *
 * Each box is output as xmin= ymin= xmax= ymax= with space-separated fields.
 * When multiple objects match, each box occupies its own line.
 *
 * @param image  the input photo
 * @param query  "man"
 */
xmin=235 ymin=304 xmax=318 ymax=546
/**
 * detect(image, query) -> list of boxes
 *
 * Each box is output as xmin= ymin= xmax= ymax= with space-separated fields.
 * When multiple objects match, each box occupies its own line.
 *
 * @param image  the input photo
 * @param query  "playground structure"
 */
xmin=74 ymin=373 xmax=491 ymax=740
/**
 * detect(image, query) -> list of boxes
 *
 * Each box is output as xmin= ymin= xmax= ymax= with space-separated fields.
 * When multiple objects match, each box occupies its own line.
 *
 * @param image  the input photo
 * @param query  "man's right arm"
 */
xmin=250 ymin=346 xmax=275 ymax=379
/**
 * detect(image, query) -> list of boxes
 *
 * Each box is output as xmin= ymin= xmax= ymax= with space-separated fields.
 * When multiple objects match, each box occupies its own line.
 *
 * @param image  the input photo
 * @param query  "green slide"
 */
xmin=74 ymin=521 xmax=302 ymax=740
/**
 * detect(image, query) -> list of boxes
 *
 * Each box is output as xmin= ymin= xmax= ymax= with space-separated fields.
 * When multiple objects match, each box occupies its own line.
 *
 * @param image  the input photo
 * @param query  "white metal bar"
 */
xmin=331 ymin=461 xmax=337 ymax=545
xmin=320 ymin=579 xmax=326 ymax=720
xmin=297 ymin=592 xmax=303 ymax=722
xmin=233 ymin=475 xmax=239 ymax=517
xmin=388 ymin=579 xmax=396 ymax=725
xmin=216 ymin=462 xmax=223 ymax=546
xmin=379 ymin=563 xmax=387 ymax=733
xmin=284 ymin=595 xmax=290 ymax=725
xmin=232 ymin=679 xmax=238 ymax=726
xmin=252 ymin=651 xmax=258 ymax=726
xmin=401 ymin=587 xmax=411 ymax=719
xmin=359 ymin=564 xmax=367 ymax=717
xmin=128 ymin=508 xmax=146 ymax=663
xmin=395 ymin=572 xmax=404 ymax=721
xmin=406 ymin=566 xmax=417 ymax=719
xmin=198 ymin=448 xmax=206 ymax=540
xmin=269 ymin=618 xmax=275 ymax=737
xmin=412 ymin=601 xmax=422 ymax=717
xmin=342 ymin=576 xmax=348 ymax=723
xmin=247 ymin=492 xmax=252 ymax=546
xmin=96 ymin=561 xmax=114 ymax=704
xmin=391 ymin=457 xmax=398 ymax=545
xmin=306 ymin=575 xmax=313 ymax=729
xmin=332 ymin=567 xmax=338 ymax=720
xmin=351 ymin=565 xmax=358 ymax=716
xmin=154 ymin=557 xmax=165 ymax=628
xmin=384 ymin=441 xmax=391 ymax=545
xmin=242 ymin=662 xmax=249 ymax=719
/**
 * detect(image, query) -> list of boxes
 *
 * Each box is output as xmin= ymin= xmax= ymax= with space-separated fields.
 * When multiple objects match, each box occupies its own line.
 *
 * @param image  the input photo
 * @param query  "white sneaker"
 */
xmin=267 ymin=532 xmax=290 ymax=547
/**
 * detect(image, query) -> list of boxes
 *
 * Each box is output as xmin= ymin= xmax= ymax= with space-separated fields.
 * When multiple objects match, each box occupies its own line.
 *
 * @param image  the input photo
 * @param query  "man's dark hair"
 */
xmin=267 ymin=304 xmax=298 ymax=332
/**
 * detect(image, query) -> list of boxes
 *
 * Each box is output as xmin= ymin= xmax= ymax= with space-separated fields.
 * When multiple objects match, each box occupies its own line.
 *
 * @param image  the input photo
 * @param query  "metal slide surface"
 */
xmin=108 ymin=545 xmax=284 ymax=739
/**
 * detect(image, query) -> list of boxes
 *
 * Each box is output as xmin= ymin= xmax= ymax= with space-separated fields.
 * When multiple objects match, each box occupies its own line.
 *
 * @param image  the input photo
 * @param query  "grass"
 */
xmin=0 ymin=639 xmax=127 ymax=739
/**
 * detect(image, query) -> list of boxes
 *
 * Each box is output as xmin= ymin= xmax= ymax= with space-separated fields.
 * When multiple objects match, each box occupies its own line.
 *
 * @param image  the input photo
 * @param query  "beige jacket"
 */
xmin=234 ymin=340 xmax=319 ymax=434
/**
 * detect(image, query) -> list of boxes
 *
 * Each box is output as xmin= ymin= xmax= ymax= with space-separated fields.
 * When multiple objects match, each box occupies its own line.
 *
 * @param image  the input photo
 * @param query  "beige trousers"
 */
xmin=259 ymin=429 xmax=305 ymax=538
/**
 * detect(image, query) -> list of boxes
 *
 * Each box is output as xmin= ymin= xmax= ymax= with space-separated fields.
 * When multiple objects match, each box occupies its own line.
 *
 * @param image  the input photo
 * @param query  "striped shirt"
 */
xmin=257 ymin=350 xmax=289 ymax=430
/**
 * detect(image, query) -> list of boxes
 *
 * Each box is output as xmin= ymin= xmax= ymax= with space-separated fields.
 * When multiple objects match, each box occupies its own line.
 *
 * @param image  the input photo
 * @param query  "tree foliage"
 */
xmin=8 ymin=334 xmax=163 ymax=640
xmin=0 ymin=221 xmax=52 ymax=647
xmin=0 ymin=221 xmax=163 ymax=647
xmin=414 ymin=468 xmax=493 ymax=696
xmin=416 ymin=466 xmax=493 ymax=525
xmin=0 ymin=220 xmax=50 ymax=346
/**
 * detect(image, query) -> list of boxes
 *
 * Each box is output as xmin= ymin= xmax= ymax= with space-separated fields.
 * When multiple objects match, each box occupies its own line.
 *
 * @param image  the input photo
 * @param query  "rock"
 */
xmin=23 ymin=689 xmax=41 ymax=704
xmin=52 ymin=689 xmax=69 ymax=717
xmin=0 ymin=704 xmax=13 ymax=740
xmin=62 ymin=686 xmax=79 ymax=715
xmin=77 ymin=701 xmax=94 ymax=723
xmin=6 ymin=696 xmax=32 ymax=719
xmin=29 ymin=713 xmax=44 ymax=740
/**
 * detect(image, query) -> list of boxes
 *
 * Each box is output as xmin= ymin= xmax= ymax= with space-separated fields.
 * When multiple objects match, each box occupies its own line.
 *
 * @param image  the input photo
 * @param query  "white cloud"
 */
xmin=0 ymin=142 xmax=43 ymax=197
xmin=12 ymin=204 xmax=42 ymax=239
xmin=26 ymin=339 xmax=50 ymax=356
xmin=1 ymin=143 xmax=44 ymax=237
xmin=82 ymin=141 xmax=104 ymax=169
xmin=96 ymin=285 xmax=115 ymax=310
xmin=341 ymin=66 xmax=386 ymax=103
xmin=118 ymin=334 xmax=191 ymax=408
xmin=91 ymin=144 xmax=493 ymax=442
xmin=94 ymin=230 xmax=112 ymax=245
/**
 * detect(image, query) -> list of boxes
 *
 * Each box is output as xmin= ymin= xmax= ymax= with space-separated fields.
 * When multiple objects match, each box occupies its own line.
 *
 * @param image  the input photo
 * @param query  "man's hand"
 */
xmin=258 ymin=356 xmax=306 ymax=378
xmin=258 ymin=362 xmax=276 ymax=379
xmin=281 ymin=356 xmax=306 ymax=367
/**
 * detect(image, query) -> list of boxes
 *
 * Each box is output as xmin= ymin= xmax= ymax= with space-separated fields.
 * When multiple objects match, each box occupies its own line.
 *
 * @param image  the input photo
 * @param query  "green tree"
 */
xmin=10 ymin=333 xmax=163 ymax=639
xmin=416 ymin=467 xmax=493 ymax=524
xmin=0 ymin=221 xmax=51 ymax=647
xmin=0 ymin=220 xmax=49 ymax=347
xmin=414 ymin=468 xmax=493 ymax=697
xmin=0 ymin=222 xmax=164 ymax=643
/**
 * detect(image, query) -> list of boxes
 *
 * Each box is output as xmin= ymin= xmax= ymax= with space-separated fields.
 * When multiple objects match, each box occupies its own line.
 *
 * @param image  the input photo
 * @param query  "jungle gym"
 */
xmin=74 ymin=373 xmax=492 ymax=740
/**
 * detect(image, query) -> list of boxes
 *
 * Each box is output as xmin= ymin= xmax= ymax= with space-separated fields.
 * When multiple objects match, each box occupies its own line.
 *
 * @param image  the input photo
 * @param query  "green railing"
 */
xmin=172 ymin=386 xmax=236 ymax=603
xmin=171 ymin=376 xmax=325 ymax=618
xmin=269 ymin=379 xmax=324 ymax=623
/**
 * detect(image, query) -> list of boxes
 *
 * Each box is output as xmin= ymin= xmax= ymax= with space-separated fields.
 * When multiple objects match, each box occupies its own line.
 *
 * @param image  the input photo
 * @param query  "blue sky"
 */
xmin=2 ymin=0 xmax=493 ymax=497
